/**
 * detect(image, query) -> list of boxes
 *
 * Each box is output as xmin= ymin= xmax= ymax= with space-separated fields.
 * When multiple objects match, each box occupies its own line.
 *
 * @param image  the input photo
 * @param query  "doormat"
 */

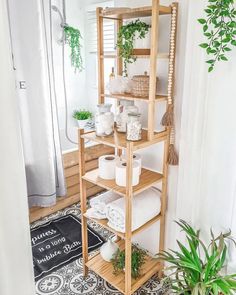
xmin=31 ymin=214 xmax=104 ymax=281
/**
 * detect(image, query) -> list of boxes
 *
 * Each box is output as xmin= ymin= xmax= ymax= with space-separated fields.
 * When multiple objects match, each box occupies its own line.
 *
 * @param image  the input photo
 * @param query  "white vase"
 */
xmin=134 ymin=30 xmax=151 ymax=49
xmin=77 ymin=119 xmax=89 ymax=129
xmin=100 ymin=239 xmax=119 ymax=262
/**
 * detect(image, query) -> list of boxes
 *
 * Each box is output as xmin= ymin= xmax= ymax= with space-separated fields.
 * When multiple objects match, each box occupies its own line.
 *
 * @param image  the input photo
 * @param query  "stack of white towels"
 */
xmin=85 ymin=188 xmax=161 ymax=233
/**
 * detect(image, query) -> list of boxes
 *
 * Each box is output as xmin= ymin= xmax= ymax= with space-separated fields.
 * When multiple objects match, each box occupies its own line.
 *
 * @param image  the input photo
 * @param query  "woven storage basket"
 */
xmin=131 ymin=72 xmax=158 ymax=97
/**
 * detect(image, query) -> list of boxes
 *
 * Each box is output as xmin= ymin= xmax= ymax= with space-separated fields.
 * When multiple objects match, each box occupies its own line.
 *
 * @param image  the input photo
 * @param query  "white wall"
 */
xmin=0 ymin=0 xmax=35 ymax=294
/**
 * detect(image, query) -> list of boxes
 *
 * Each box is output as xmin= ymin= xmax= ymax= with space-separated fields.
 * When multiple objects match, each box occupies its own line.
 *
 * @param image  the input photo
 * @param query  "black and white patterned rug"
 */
xmin=31 ymin=203 xmax=168 ymax=295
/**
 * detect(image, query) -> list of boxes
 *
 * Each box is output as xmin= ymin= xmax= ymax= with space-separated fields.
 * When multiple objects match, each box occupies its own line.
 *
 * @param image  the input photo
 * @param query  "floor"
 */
xmin=31 ymin=203 xmax=168 ymax=295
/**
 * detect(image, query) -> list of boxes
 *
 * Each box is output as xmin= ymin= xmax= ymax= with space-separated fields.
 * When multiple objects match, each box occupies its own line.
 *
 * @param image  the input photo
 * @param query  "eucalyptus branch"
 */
xmin=64 ymin=25 xmax=83 ymax=73
xmin=198 ymin=0 xmax=236 ymax=72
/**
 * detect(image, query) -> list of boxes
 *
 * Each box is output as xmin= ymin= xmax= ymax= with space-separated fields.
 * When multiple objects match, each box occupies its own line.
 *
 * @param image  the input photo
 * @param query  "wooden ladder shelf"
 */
xmin=78 ymin=1 xmax=178 ymax=294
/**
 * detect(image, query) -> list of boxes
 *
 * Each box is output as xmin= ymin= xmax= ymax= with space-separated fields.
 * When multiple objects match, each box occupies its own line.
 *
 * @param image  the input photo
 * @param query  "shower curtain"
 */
xmin=7 ymin=0 xmax=66 ymax=207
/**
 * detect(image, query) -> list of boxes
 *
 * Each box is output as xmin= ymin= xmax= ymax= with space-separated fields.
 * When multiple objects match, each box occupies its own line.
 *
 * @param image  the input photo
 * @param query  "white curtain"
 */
xmin=175 ymin=0 xmax=236 ymax=271
xmin=8 ymin=0 xmax=66 ymax=207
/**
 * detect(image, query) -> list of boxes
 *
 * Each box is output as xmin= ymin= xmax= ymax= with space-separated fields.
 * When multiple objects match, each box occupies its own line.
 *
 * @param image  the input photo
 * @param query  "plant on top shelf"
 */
xmin=116 ymin=19 xmax=150 ymax=76
xmin=111 ymin=245 xmax=147 ymax=279
xmin=64 ymin=25 xmax=83 ymax=72
xmin=159 ymin=219 xmax=236 ymax=294
xmin=198 ymin=0 xmax=236 ymax=72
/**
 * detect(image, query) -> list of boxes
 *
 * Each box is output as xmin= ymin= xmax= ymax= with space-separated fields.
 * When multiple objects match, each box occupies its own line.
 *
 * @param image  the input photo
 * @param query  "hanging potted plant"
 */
xmin=73 ymin=109 xmax=92 ymax=129
xmin=116 ymin=19 xmax=151 ymax=76
xmin=198 ymin=0 xmax=236 ymax=72
xmin=64 ymin=25 xmax=83 ymax=72
xmin=159 ymin=220 xmax=236 ymax=294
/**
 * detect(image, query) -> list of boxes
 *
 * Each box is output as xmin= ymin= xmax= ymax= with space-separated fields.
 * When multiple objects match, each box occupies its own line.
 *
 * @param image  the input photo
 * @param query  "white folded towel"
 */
xmin=106 ymin=188 xmax=161 ymax=233
xmin=84 ymin=208 xmax=106 ymax=220
xmin=89 ymin=191 xmax=121 ymax=216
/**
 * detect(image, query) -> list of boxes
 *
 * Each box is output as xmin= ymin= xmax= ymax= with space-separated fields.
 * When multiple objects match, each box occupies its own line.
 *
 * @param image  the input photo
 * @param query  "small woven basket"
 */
xmin=131 ymin=72 xmax=158 ymax=97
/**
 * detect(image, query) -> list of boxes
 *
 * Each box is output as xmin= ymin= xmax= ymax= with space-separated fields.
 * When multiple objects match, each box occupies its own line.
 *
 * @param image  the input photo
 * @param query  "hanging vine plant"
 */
xmin=198 ymin=0 xmax=236 ymax=72
xmin=64 ymin=25 xmax=83 ymax=72
xmin=116 ymin=19 xmax=150 ymax=76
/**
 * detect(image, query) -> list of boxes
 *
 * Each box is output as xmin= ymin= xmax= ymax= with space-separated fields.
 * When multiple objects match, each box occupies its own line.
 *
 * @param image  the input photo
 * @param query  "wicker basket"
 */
xmin=131 ymin=72 xmax=158 ymax=97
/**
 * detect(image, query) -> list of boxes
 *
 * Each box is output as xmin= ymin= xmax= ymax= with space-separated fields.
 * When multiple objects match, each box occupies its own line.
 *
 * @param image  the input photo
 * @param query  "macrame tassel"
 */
xmin=168 ymin=126 xmax=179 ymax=165
xmin=161 ymin=104 xmax=174 ymax=127
xmin=168 ymin=144 xmax=179 ymax=165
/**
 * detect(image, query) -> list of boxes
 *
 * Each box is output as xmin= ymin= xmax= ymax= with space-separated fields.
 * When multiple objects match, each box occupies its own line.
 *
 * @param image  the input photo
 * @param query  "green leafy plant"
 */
xmin=159 ymin=220 xmax=236 ymax=294
xmin=198 ymin=0 xmax=236 ymax=72
xmin=64 ymin=26 xmax=83 ymax=72
xmin=111 ymin=245 xmax=147 ymax=279
xmin=116 ymin=19 xmax=150 ymax=76
xmin=73 ymin=109 xmax=92 ymax=120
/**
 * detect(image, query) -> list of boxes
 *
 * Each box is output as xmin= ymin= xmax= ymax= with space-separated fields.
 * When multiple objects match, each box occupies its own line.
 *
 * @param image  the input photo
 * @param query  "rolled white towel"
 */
xmin=106 ymin=188 xmax=161 ymax=233
xmin=90 ymin=191 xmax=121 ymax=215
xmin=84 ymin=208 xmax=106 ymax=220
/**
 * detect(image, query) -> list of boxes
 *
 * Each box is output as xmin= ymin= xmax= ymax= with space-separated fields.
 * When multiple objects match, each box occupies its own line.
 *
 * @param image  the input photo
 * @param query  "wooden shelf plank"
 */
xmin=82 ymin=168 xmax=163 ymax=197
xmin=86 ymin=240 xmax=161 ymax=294
xmin=81 ymin=129 xmax=168 ymax=151
xmin=100 ymin=5 xmax=172 ymax=19
xmin=100 ymin=50 xmax=169 ymax=59
xmin=84 ymin=214 xmax=161 ymax=239
xmin=102 ymin=93 xmax=167 ymax=103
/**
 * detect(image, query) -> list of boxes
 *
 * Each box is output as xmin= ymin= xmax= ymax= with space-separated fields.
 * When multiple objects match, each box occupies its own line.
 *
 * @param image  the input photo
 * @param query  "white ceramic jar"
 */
xmin=126 ymin=113 xmax=142 ymax=141
xmin=116 ymin=100 xmax=139 ymax=133
xmin=95 ymin=104 xmax=114 ymax=137
xmin=100 ymin=239 xmax=119 ymax=262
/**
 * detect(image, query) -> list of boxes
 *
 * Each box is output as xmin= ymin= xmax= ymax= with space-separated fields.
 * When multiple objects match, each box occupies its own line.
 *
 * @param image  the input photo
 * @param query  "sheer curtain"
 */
xmin=8 ymin=0 xmax=66 ymax=207
xmin=175 ymin=0 xmax=236 ymax=270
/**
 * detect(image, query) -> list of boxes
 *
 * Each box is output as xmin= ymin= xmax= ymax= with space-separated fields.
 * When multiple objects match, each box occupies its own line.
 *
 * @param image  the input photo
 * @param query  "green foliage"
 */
xmin=116 ymin=19 xmax=150 ymax=76
xmin=198 ymin=0 xmax=236 ymax=72
xmin=73 ymin=109 xmax=92 ymax=120
xmin=111 ymin=245 xmax=147 ymax=279
xmin=159 ymin=220 xmax=236 ymax=294
xmin=64 ymin=26 xmax=83 ymax=72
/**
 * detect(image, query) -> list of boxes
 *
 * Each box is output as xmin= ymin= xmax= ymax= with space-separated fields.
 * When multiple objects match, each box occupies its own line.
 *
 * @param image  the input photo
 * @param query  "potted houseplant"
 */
xmin=159 ymin=220 xmax=236 ymax=294
xmin=73 ymin=109 xmax=92 ymax=129
xmin=116 ymin=19 xmax=150 ymax=76
xmin=111 ymin=245 xmax=147 ymax=279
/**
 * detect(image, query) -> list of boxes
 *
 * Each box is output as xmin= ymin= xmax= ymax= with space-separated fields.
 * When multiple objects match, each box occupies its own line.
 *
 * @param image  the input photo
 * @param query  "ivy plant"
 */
xmin=64 ymin=26 xmax=83 ymax=72
xmin=198 ymin=0 xmax=236 ymax=72
xmin=116 ymin=19 xmax=150 ymax=76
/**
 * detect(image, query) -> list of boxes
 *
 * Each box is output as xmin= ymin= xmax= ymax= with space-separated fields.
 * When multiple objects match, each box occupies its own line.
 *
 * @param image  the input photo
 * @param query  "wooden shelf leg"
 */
xmin=125 ymin=142 xmax=133 ymax=295
xmin=158 ymin=129 xmax=170 ymax=278
xmin=96 ymin=7 xmax=104 ymax=104
xmin=148 ymin=0 xmax=160 ymax=141
xmin=78 ymin=129 xmax=88 ymax=276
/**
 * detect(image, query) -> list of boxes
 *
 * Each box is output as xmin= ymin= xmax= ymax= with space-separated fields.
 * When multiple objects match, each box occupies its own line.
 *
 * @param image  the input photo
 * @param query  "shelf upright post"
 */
xmin=159 ymin=2 xmax=178 ymax=277
xmin=125 ymin=142 xmax=134 ymax=295
xmin=78 ymin=128 xmax=88 ymax=276
xmin=116 ymin=18 xmax=123 ymax=157
xmin=97 ymin=7 xmax=104 ymax=104
xmin=148 ymin=0 xmax=160 ymax=141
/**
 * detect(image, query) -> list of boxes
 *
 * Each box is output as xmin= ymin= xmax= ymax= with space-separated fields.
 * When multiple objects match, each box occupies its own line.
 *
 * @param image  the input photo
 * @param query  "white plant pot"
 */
xmin=77 ymin=119 xmax=89 ymax=129
xmin=134 ymin=30 xmax=151 ymax=49
xmin=100 ymin=239 xmax=119 ymax=262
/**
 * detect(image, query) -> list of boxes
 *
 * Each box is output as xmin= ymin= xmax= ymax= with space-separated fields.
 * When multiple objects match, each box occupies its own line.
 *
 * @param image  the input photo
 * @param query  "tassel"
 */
xmin=161 ymin=104 xmax=174 ymax=127
xmin=168 ymin=144 xmax=179 ymax=165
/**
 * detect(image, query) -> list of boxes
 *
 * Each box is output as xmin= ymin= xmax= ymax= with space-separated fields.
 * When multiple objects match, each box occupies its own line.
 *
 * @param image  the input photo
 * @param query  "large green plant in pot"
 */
xmin=159 ymin=220 xmax=236 ymax=294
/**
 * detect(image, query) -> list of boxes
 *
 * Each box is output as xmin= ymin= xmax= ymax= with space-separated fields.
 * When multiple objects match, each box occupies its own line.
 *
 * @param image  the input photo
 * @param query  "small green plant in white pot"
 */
xmin=73 ymin=109 xmax=92 ymax=129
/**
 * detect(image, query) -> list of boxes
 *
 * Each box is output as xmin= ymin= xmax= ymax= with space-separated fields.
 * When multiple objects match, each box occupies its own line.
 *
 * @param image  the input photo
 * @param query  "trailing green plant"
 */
xmin=159 ymin=220 xmax=236 ymax=294
xmin=116 ymin=19 xmax=150 ymax=76
xmin=64 ymin=25 xmax=83 ymax=72
xmin=73 ymin=109 xmax=92 ymax=120
xmin=111 ymin=245 xmax=147 ymax=279
xmin=198 ymin=0 xmax=236 ymax=72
